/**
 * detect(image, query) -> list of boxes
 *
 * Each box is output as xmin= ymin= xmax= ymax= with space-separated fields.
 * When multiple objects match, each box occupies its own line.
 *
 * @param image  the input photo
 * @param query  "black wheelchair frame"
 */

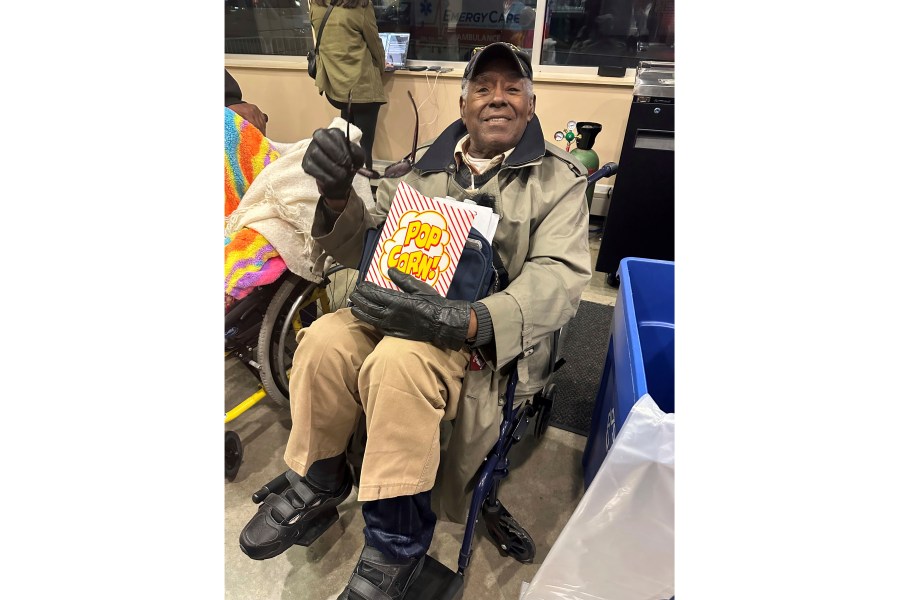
xmin=225 ymin=261 xmax=358 ymax=478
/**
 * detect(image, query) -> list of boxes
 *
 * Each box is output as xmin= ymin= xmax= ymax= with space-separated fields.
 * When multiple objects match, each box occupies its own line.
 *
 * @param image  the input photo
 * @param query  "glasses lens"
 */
xmin=382 ymin=160 xmax=412 ymax=179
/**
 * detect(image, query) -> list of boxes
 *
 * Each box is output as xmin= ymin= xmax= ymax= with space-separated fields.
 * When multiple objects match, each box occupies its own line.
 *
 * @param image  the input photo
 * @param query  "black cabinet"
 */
xmin=596 ymin=62 xmax=674 ymax=278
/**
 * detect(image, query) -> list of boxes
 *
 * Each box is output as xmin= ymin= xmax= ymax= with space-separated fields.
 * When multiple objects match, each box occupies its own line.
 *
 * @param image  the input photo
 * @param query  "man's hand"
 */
xmin=350 ymin=268 xmax=472 ymax=351
xmin=301 ymin=128 xmax=365 ymax=208
xmin=228 ymin=102 xmax=268 ymax=135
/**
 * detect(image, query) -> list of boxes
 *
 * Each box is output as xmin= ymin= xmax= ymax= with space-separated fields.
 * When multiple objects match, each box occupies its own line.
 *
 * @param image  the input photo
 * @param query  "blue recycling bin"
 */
xmin=582 ymin=257 xmax=674 ymax=488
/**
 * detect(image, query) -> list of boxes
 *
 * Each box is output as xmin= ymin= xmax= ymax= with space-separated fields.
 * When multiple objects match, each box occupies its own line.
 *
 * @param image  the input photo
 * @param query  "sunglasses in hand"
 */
xmin=345 ymin=90 xmax=419 ymax=181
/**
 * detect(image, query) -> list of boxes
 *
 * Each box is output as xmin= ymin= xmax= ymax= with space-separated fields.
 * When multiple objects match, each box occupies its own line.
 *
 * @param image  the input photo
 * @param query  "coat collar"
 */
xmin=414 ymin=116 xmax=546 ymax=174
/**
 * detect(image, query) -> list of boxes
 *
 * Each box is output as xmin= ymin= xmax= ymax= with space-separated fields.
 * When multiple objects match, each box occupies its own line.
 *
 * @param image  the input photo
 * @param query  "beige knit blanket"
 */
xmin=224 ymin=117 xmax=376 ymax=282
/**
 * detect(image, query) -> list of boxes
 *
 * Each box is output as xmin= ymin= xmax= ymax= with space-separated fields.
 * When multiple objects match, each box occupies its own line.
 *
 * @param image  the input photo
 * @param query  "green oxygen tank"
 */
xmin=569 ymin=122 xmax=603 ymax=209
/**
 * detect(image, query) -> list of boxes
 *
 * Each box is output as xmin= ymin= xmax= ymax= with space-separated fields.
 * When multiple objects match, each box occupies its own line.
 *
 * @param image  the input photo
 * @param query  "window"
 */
xmin=541 ymin=0 xmax=674 ymax=68
xmin=374 ymin=0 xmax=539 ymax=62
xmin=224 ymin=0 xmax=674 ymax=72
xmin=225 ymin=0 xmax=313 ymax=56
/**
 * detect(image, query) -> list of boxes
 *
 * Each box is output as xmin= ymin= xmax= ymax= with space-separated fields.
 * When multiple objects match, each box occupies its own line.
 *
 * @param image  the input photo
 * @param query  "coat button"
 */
xmin=447 ymin=163 xmax=456 ymax=172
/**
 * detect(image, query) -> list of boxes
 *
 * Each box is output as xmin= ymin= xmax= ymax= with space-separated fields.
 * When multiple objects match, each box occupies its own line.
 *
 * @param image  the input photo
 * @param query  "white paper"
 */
xmin=438 ymin=196 xmax=499 ymax=243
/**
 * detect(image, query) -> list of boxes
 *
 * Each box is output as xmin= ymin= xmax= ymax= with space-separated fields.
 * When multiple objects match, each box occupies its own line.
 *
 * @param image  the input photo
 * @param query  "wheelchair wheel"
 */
xmin=225 ymin=430 xmax=243 ymax=480
xmin=225 ymin=282 xmax=281 ymax=353
xmin=482 ymin=499 xmax=536 ymax=564
xmin=257 ymin=263 xmax=358 ymax=409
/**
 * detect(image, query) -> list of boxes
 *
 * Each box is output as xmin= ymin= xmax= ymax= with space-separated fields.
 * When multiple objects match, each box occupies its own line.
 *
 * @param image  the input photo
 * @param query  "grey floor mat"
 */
xmin=549 ymin=301 xmax=614 ymax=436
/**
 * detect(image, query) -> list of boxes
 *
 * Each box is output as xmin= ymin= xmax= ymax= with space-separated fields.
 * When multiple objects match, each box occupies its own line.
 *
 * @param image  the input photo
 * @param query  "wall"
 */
xmin=225 ymin=63 xmax=634 ymax=185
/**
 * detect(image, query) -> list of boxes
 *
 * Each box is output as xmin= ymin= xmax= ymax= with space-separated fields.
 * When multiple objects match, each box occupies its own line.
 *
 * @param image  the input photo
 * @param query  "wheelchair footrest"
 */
xmin=294 ymin=507 xmax=340 ymax=547
xmin=251 ymin=471 xmax=291 ymax=504
xmin=406 ymin=555 xmax=464 ymax=600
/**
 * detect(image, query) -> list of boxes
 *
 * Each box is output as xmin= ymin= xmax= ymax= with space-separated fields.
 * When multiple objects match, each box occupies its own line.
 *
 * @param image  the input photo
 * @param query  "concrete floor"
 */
xmin=224 ymin=230 xmax=618 ymax=599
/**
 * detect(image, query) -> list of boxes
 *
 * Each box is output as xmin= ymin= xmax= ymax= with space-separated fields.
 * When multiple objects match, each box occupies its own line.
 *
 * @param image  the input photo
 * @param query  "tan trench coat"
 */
xmin=311 ymin=116 xmax=592 ymax=522
xmin=309 ymin=2 xmax=386 ymax=104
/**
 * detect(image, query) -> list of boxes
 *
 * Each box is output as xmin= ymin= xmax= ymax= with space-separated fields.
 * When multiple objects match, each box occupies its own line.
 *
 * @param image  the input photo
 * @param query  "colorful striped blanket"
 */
xmin=224 ymin=108 xmax=286 ymax=301
xmin=224 ymin=117 xmax=376 ymax=287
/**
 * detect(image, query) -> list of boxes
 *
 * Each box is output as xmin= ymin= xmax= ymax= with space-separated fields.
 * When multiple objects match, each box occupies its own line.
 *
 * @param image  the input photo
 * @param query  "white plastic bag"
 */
xmin=520 ymin=395 xmax=674 ymax=600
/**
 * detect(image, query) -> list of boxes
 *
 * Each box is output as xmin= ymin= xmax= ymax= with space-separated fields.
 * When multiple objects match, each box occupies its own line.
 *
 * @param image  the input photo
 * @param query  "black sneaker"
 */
xmin=339 ymin=545 xmax=426 ymax=600
xmin=239 ymin=469 xmax=352 ymax=560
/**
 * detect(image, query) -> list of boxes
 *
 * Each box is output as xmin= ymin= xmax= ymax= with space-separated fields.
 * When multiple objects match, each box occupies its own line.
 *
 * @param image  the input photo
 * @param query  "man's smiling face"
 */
xmin=459 ymin=55 xmax=536 ymax=159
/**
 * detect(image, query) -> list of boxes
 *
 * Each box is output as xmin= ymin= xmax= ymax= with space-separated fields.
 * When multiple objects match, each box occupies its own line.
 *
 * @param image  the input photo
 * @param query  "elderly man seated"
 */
xmin=238 ymin=42 xmax=592 ymax=600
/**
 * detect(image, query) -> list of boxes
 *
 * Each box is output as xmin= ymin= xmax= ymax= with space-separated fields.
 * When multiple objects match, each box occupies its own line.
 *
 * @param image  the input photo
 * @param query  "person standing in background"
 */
xmin=309 ymin=0 xmax=386 ymax=171
xmin=225 ymin=68 xmax=269 ymax=135
xmin=501 ymin=0 xmax=527 ymax=47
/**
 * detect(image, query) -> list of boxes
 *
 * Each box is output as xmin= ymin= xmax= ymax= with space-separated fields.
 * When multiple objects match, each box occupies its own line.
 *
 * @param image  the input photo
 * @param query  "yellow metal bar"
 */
xmin=317 ymin=288 xmax=332 ymax=315
xmin=225 ymin=388 xmax=267 ymax=423
xmin=292 ymin=287 xmax=325 ymax=335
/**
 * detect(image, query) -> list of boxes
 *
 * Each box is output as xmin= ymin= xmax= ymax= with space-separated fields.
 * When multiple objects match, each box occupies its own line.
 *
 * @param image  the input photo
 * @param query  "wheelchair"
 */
xmin=225 ymin=259 xmax=358 ymax=479
xmin=244 ymin=325 xmax=567 ymax=599
xmin=233 ymin=160 xmax=619 ymax=595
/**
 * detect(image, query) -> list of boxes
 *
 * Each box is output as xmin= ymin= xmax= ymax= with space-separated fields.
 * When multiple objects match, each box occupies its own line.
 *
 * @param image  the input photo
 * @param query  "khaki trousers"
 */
xmin=284 ymin=308 xmax=470 ymax=502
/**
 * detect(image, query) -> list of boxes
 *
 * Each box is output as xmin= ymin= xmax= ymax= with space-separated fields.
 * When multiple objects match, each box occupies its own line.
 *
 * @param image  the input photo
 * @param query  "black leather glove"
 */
xmin=350 ymin=267 xmax=472 ymax=351
xmin=301 ymin=127 xmax=365 ymax=200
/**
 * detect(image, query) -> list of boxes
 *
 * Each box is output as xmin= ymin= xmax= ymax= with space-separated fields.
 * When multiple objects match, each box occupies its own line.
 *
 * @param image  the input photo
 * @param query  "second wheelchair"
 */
xmin=225 ymin=260 xmax=358 ymax=478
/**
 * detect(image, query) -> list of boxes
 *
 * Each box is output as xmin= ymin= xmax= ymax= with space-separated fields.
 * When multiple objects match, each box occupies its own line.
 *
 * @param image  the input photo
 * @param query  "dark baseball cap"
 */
xmin=463 ymin=42 xmax=533 ymax=81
